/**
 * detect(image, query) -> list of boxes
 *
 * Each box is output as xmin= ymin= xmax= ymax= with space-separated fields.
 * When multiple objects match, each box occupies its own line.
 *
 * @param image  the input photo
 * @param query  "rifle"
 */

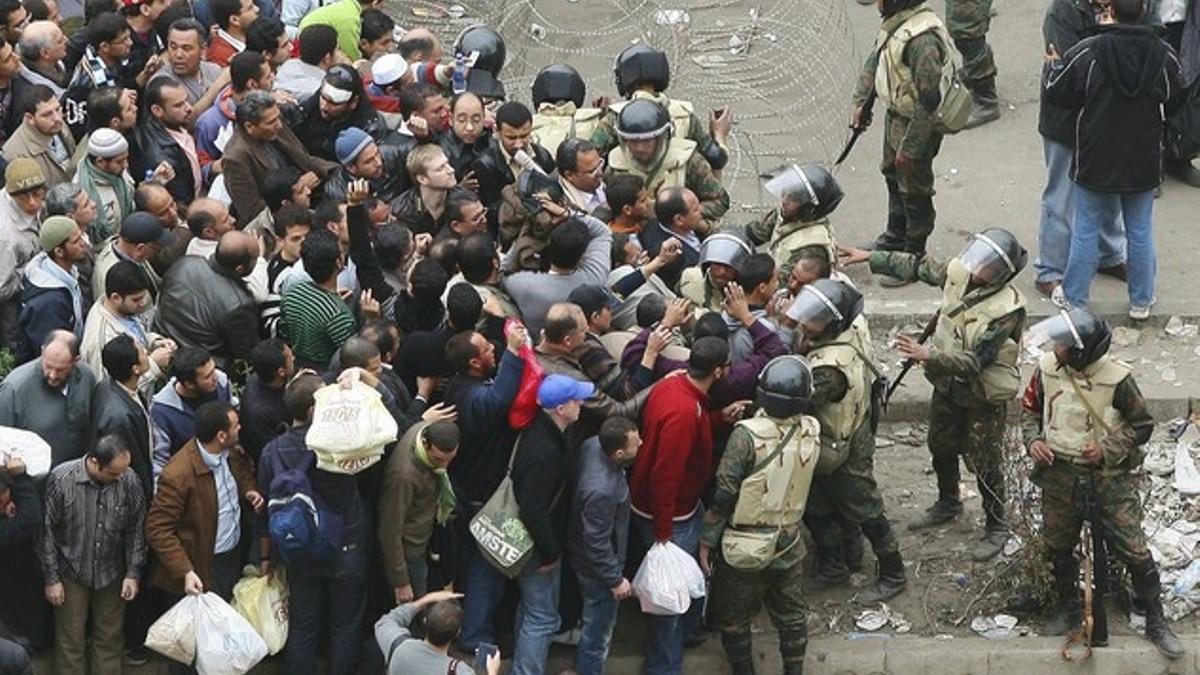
xmin=835 ymin=92 xmax=875 ymax=166
xmin=884 ymin=311 xmax=938 ymax=405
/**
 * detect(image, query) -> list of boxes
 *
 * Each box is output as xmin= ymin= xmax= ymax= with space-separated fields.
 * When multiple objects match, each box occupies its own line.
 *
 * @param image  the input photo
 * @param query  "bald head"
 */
xmin=215 ymin=230 xmax=258 ymax=276
xmin=398 ymin=27 xmax=443 ymax=62
xmin=543 ymin=302 xmax=586 ymax=345
xmin=187 ymin=198 xmax=234 ymax=241
xmin=41 ymin=330 xmax=78 ymax=388
xmin=20 ymin=21 xmax=64 ymax=65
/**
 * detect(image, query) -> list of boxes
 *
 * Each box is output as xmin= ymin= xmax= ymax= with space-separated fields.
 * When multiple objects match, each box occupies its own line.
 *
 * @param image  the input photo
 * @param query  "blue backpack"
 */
xmin=266 ymin=450 xmax=344 ymax=565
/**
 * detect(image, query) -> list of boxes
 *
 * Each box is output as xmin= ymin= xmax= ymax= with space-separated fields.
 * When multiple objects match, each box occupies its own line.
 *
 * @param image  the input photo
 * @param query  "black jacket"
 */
xmin=471 ymin=140 xmax=555 ymax=239
xmin=323 ymin=142 xmax=410 ymax=204
xmin=1044 ymin=24 xmax=1183 ymax=191
xmin=153 ymin=256 xmax=259 ymax=370
xmin=292 ymin=91 xmax=394 ymax=163
xmin=636 ymin=221 xmax=698 ymax=291
xmin=238 ymin=375 xmax=290 ymax=462
xmin=1039 ymin=0 xmax=1102 ymax=145
xmin=444 ymin=350 xmax=524 ymax=504
xmin=91 ymin=379 xmax=154 ymax=501
xmin=511 ymin=410 xmax=573 ymax=564
xmin=389 ymin=186 xmax=440 ymax=237
xmin=438 ymin=129 xmax=491 ymax=182
xmin=132 ymin=116 xmax=197 ymax=206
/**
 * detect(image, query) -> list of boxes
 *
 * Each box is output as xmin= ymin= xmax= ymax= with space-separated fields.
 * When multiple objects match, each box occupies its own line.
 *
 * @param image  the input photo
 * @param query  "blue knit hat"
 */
xmin=335 ymin=127 xmax=373 ymax=166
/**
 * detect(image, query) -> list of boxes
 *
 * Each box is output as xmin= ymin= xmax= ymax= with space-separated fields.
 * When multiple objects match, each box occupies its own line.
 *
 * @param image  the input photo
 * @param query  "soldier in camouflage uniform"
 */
xmin=946 ymin=0 xmax=1002 ymax=128
xmin=529 ymin=64 xmax=606 ymax=157
xmin=746 ymin=164 xmax=842 ymax=290
xmin=590 ymin=45 xmax=732 ymax=174
xmin=841 ymin=227 xmax=1027 ymax=562
xmin=853 ymin=0 xmax=951 ymax=260
xmin=1020 ymin=308 xmax=1183 ymax=659
xmin=678 ymin=230 xmax=753 ymax=314
xmin=603 ymin=99 xmax=730 ymax=237
xmin=700 ymin=355 xmax=821 ymax=675
xmin=786 ymin=279 xmax=907 ymax=603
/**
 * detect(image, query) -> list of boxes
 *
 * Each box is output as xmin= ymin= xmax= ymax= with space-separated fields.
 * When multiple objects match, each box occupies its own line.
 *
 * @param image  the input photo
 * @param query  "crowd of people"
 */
xmin=0 ymin=0 xmax=1195 ymax=673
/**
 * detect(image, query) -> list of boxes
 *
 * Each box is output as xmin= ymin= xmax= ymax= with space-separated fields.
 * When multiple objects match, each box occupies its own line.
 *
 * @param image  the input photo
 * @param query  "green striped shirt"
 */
xmin=280 ymin=280 xmax=356 ymax=367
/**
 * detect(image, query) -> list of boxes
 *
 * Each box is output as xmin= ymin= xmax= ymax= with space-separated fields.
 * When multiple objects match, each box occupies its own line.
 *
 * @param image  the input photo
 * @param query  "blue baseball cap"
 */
xmin=537 ymin=374 xmax=595 ymax=409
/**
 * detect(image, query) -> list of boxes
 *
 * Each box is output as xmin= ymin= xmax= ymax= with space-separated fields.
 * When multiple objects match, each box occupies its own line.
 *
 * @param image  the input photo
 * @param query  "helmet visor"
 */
xmin=785 ymin=285 xmax=842 ymax=336
xmin=1026 ymin=310 xmax=1084 ymax=352
xmin=764 ymin=164 xmax=817 ymax=205
xmin=958 ymin=233 xmax=1016 ymax=287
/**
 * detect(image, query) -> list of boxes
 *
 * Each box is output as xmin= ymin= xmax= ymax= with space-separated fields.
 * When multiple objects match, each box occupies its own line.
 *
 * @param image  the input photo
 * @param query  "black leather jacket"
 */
xmin=292 ymin=91 xmax=394 ymax=162
xmin=323 ymin=140 xmax=410 ymax=204
xmin=132 ymin=116 xmax=197 ymax=206
xmin=154 ymin=256 xmax=259 ymax=370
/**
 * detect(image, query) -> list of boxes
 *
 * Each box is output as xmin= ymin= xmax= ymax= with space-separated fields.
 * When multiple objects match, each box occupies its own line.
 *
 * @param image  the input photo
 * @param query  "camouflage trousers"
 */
xmin=881 ymin=112 xmax=942 ymax=248
xmin=927 ymin=389 xmax=1006 ymax=475
xmin=945 ymin=0 xmax=998 ymax=83
xmin=709 ymin=555 xmax=807 ymax=672
xmin=806 ymin=430 xmax=900 ymax=557
xmin=1032 ymin=460 xmax=1152 ymax=566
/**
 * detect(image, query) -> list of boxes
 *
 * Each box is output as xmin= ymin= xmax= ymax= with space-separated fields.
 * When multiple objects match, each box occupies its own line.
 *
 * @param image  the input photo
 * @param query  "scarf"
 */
xmin=414 ymin=428 xmax=456 ymax=525
xmin=76 ymin=157 xmax=134 ymax=243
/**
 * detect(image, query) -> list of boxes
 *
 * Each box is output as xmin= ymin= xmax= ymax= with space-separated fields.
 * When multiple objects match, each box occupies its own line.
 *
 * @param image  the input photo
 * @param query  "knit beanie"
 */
xmin=39 ymin=215 xmax=78 ymax=250
xmin=335 ymin=127 xmax=373 ymax=166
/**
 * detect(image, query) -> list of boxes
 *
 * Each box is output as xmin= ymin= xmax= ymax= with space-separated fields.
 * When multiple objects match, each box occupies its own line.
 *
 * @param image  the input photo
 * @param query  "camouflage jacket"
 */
xmin=1019 ymin=367 xmax=1154 ymax=469
xmin=853 ymin=27 xmax=944 ymax=161
xmin=590 ymin=102 xmax=721 ymax=168
xmin=603 ymin=151 xmax=730 ymax=236
xmin=868 ymin=251 xmax=1025 ymax=401
xmin=701 ymin=424 xmax=804 ymax=570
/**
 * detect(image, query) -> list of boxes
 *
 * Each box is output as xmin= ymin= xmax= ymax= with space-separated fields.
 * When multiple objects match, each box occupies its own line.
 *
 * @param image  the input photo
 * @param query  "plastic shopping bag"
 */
xmin=145 ymin=594 xmax=199 ymax=664
xmin=0 ymin=426 xmax=52 ymax=477
xmin=632 ymin=542 xmax=707 ymax=616
xmin=232 ymin=566 xmax=289 ymax=655
xmin=306 ymin=378 xmax=398 ymax=474
xmin=195 ymin=592 xmax=269 ymax=675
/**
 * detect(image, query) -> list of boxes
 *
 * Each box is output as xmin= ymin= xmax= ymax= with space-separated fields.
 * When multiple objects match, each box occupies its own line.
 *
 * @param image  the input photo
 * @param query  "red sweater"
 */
xmin=630 ymin=374 xmax=714 ymax=541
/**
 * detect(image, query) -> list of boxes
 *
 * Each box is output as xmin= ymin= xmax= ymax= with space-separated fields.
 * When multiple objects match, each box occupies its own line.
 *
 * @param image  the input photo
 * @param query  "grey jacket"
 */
xmin=154 ymin=256 xmax=259 ymax=370
xmin=375 ymin=602 xmax=476 ymax=675
xmin=567 ymin=437 xmax=630 ymax=587
xmin=0 ymin=358 xmax=95 ymax=467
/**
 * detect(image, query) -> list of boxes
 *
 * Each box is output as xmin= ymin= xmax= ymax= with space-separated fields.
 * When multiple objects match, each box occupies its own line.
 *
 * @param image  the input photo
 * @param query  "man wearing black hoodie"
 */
xmin=1044 ymin=0 xmax=1182 ymax=320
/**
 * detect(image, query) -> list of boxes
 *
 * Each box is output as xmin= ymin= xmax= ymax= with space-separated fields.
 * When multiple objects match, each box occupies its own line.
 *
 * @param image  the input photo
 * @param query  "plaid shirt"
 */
xmin=40 ymin=458 xmax=147 ymax=588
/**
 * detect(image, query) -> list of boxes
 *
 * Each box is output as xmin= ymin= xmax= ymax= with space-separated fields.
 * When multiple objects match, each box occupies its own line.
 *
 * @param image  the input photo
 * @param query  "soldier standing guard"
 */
xmin=1021 ymin=308 xmax=1183 ymax=659
xmin=787 ymin=279 xmax=907 ymax=603
xmin=840 ymin=227 xmax=1027 ymax=562
xmin=700 ymin=355 xmax=822 ymax=675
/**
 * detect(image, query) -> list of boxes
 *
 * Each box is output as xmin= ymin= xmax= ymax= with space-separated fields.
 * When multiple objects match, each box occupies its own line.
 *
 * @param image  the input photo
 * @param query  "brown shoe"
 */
xmin=1098 ymin=263 xmax=1127 ymax=281
xmin=1034 ymin=279 xmax=1060 ymax=298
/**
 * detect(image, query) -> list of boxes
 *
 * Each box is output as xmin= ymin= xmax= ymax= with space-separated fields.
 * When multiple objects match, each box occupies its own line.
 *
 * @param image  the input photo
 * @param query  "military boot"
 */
xmin=969 ymin=471 xmax=1009 ymax=561
xmin=721 ymin=629 xmax=757 ymax=674
xmin=908 ymin=456 xmax=963 ymax=530
xmin=963 ymin=77 xmax=1002 ymax=130
xmin=870 ymin=179 xmax=908 ymax=251
xmin=805 ymin=513 xmax=850 ymax=588
xmin=1042 ymin=551 xmax=1082 ymax=636
xmin=841 ymin=517 xmax=865 ymax=574
xmin=779 ymin=627 xmax=807 ymax=675
xmin=858 ymin=552 xmax=908 ymax=604
xmin=1132 ymin=563 xmax=1186 ymax=660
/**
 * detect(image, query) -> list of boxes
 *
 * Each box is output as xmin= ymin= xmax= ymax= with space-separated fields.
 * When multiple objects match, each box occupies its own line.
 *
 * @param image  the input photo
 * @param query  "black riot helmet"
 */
xmin=756 ymin=355 xmax=815 ymax=419
xmin=766 ymin=163 xmax=844 ymax=221
xmin=699 ymin=231 xmax=753 ymax=270
xmin=957 ymin=227 xmax=1028 ymax=288
xmin=613 ymin=45 xmax=670 ymax=98
xmin=785 ymin=278 xmax=863 ymax=341
xmin=454 ymin=25 xmax=507 ymax=76
xmin=532 ymin=63 xmax=586 ymax=108
xmin=1030 ymin=308 xmax=1112 ymax=372
xmin=615 ymin=99 xmax=672 ymax=141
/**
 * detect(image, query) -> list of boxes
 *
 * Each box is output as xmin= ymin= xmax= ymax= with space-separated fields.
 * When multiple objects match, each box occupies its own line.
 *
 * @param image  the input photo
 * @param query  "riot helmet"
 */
xmin=1027 ymin=308 xmax=1111 ymax=372
xmin=756 ymin=355 xmax=814 ymax=419
xmin=615 ymin=99 xmax=673 ymax=169
xmin=957 ymin=227 xmax=1027 ymax=289
xmin=466 ymin=69 xmax=506 ymax=101
xmin=785 ymin=278 xmax=863 ymax=341
xmin=613 ymin=45 xmax=670 ymax=98
xmin=454 ymin=25 xmax=507 ymax=76
xmin=532 ymin=63 xmax=586 ymax=108
xmin=766 ymin=163 xmax=844 ymax=221
xmin=699 ymin=231 xmax=753 ymax=270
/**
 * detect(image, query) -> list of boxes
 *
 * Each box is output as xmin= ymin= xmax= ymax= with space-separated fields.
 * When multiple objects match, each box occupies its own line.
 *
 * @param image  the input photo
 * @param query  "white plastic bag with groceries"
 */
xmin=305 ymin=372 xmax=398 ymax=474
xmin=632 ymin=541 xmax=707 ymax=615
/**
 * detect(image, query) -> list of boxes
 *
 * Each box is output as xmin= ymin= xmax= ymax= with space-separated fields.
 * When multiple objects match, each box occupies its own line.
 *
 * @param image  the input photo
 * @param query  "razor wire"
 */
xmin=390 ymin=0 xmax=862 ymax=212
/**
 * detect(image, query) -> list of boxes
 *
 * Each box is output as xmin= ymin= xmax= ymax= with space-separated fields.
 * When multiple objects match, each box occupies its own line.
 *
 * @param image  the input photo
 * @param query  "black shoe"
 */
xmin=857 ymin=553 xmax=908 ymax=604
xmin=970 ymin=529 xmax=1009 ymax=562
xmin=907 ymin=499 xmax=963 ymax=531
xmin=1098 ymin=262 xmax=1128 ymax=281
xmin=809 ymin=560 xmax=850 ymax=589
xmin=1166 ymin=158 xmax=1200 ymax=188
xmin=1132 ymin=562 xmax=1186 ymax=659
xmin=123 ymin=647 xmax=151 ymax=667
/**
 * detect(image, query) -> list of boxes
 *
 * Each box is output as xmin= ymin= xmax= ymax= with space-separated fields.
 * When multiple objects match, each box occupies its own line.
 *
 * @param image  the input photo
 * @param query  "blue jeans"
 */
xmin=285 ymin=543 xmax=367 ymax=675
xmin=510 ymin=562 xmax=562 ymax=675
xmin=632 ymin=508 xmax=705 ymax=675
xmin=1063 ymin=185 xmax=1156 ymax=308
xmin=1036 ymin=138 xmax=1125 ymax=283
xmin=575 ymin=573 xmax=620 ymax=675
xmin=457 ymin=504 xmax=508 ymax=651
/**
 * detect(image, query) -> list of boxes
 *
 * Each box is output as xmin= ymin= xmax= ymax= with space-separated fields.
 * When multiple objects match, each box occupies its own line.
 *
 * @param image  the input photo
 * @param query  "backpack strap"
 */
xmin=821 ymin=341 xmax=885 ymax=379
xmin=749 ymin=423 xmax=801 ymax=475
xmin=448 ymin=658 xmax=461 ymax=675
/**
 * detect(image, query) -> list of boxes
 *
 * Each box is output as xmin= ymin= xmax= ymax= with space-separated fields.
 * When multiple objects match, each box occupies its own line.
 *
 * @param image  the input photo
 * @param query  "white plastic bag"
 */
xmin=145 ymin=594 xmax=198 ymax=664
xmin=306 ymin=379 xmax=397 ymax=474
xmin=0 ymin=426 xmax=52 ymax=477
xmin=632 ymin=542 xmax=706 ymax=616
xmin=232 ymin=566 xmax=289 ymax=655
xmin=195 ymin=592 xmax=269 ymax=675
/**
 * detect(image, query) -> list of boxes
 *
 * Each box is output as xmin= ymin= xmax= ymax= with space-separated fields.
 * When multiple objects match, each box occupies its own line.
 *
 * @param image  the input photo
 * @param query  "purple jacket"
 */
xmin=620 ymin=321 xmax=787 ymax=409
